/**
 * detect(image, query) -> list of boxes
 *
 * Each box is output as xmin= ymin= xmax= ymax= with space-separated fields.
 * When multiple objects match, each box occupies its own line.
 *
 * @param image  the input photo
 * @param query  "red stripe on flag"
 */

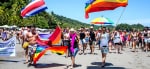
xmin=21 ymin=0 xmax=45 ymax=17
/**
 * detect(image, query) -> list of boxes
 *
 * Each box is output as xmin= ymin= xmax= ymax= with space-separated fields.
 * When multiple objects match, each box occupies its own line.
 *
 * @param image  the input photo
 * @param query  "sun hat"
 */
xmin=70 ymin=28 xmax=75 ymax=32
xmin=90 ymin=26 xmax=93 ymax=28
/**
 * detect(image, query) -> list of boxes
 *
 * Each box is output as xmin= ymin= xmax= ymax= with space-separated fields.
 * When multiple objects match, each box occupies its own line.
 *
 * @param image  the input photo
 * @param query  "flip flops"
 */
xmin=24 ymin=61 xmax=29 ymax=64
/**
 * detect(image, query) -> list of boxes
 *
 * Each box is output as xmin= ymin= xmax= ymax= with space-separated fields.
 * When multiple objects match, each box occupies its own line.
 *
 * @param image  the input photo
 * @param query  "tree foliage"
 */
xmin=0 ymin=0 xmax=146 ymax=30
xmin=116 ymin=23 xmax=144 ymax=31
xmin=0 ymin=0 xmax=92 ymax=29
xmin=130 ymin=23 xmax=144 ymax=31
xmin=0 ymin=0 xmax=50 ymax=28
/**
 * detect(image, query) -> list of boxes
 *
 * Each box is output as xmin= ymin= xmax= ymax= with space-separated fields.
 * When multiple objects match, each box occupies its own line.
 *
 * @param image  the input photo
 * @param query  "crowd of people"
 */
xmin=63 ymin=26 xmax=150 ymax=68
xmin=0 ymin=26 xmax=150 ymax=68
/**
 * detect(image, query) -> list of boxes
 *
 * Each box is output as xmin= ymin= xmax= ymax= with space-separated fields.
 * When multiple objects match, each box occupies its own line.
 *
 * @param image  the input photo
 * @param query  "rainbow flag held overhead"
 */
xmin=49 ymin=26 xmax=62 ymax=45
xmin=85 ymin=0 xmax=128 ymax=18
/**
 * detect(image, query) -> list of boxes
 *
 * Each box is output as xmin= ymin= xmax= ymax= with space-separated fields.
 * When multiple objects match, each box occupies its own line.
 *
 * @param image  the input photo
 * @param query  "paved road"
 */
xmin=0 ymin=43 xmax=150 ymax=69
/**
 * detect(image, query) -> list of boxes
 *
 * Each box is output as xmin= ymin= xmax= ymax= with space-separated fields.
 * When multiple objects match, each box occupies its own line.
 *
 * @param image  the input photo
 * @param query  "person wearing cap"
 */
xmin=89 ymin=26 xmax=96 ymax=54
xmin=68 ymin=28 xmax=79 ymax=68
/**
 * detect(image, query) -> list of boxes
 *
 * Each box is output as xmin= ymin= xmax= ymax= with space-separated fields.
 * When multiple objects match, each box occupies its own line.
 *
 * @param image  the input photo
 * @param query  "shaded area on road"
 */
xmin=91 ymin=62 xmax=113 ymax=66
xmin=66 ymin=64 xmax=82 ymax=69
xmin=0 ymin=59 xmax=20 ymax=63
xmin=87 ymin=66 xmax=126 ymax=69
xmin=34 ymin=63 xmax=66 ymax=68
xmin=87 ymin=62 xmax=127 ymax=69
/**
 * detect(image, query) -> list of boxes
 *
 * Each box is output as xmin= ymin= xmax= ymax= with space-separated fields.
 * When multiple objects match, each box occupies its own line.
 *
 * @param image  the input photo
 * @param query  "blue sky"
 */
xmin=44 ymin=0 xmax=150 ymax=26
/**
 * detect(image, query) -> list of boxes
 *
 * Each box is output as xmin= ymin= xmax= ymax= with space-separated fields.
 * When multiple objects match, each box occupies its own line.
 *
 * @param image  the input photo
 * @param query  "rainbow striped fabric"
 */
xmin=49 ymin=26 xmax=62 ymax=45
xmin=36 ymin=26 xmax=62 ymax=46
xmin=91 ymin=17 xmax=114 ymax=24
xmin=85 ymin=0 xmax=128 ymax=18
xmin=33 ymin=26 xmax=67 ymax=64
xmin=33 ymin=45 xmax=68 ymax=64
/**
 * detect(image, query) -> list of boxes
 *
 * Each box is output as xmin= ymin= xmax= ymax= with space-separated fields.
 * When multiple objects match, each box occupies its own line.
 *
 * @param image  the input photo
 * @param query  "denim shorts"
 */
xmin=101 ymin=46 xmax=109 ymax=54
xmin=85 ymin=37 xmax=89 ymax=43
xmin=145 ymin=38 xmax=150 ymax=43
xmin=70 ymin=48 xmax=78 ymax=57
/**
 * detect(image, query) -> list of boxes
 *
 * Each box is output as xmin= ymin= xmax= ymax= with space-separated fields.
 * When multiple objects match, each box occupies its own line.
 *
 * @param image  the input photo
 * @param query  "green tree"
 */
xmin=131 ymin=23 xmax=144 ymax=31
xmin=116 ymin=23 xmax=131 ymax=31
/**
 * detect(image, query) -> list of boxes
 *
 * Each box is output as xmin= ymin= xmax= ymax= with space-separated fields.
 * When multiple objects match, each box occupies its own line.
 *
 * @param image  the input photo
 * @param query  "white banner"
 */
xmin=0 ymin=37 xmax=16 ymax=57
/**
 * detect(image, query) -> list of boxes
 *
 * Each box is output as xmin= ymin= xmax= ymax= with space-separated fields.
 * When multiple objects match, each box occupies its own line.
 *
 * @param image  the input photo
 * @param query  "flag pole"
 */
xmin=116 ymin=7 xmax=126 ymax=26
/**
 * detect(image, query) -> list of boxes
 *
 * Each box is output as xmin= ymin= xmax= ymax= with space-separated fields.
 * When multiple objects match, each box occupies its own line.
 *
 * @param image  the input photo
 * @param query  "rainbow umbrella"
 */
xmin=91 ymin=17 xmax=114 ymax=24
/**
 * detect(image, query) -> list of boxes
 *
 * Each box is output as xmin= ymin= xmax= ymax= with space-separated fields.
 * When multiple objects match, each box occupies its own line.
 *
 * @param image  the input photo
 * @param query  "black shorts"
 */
xmin=89 ymin=41 xmax=95 ymax=45
xmin=63 ymin=40 xmax=70 ymax=46
xmin=139 ymin=39 xmax=142 ymax=43
xmin=115 ymin=43 xmax=122 ymax=45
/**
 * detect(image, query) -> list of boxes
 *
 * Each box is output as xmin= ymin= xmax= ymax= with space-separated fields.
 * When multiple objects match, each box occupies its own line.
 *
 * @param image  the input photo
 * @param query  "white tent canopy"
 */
xmin=0 ymin=25 xmax=10 ymax=28
xmin=0 ymin=25 xmax=18 ymax=28
xmin=11 ymin=25 xmax=17 ymax=28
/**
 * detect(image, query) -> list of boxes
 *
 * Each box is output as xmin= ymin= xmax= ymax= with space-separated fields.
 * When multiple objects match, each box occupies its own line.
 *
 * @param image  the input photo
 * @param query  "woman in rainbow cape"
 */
xmin=69 ymin=28 xmax=79 ymax=68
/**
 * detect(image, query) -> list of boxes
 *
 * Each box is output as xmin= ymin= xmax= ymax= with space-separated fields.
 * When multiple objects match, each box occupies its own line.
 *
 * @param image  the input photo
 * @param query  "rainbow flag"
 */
xmin=33 ymin=45 xmax=68 ymax=64
xmin=49 ymin=26 xmax=62 ymax=45
xmin=34 ymin=26 xmax=66 ymax=64
xmin=38 ymin=34 xmax=51 ymax=40
xmin=49 ymin=46 xmax=68 ymax=55
xmin=85 ymin=0 xmax=128 ymax=18
xmin=33 ymin=45 xmax=48 ymax=64
xmin=36 ymin=26 xmax=62 ymax=46
xmin=36 ymin=37 xmax=49 ymax=46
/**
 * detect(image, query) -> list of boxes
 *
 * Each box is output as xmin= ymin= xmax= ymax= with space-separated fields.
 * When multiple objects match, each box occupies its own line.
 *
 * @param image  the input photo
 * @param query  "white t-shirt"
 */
xmin=97 ymin=32 xmax=101 ymax=39
xmin=113 ymin=33 xmax=121 ymax=43
xmin=100 ymin=33 xmax=109 ymax=47
xmin=64 ymin=33 xmax=70 ymax=40
xmin=23 ymin=30 xmax=28 ymax=36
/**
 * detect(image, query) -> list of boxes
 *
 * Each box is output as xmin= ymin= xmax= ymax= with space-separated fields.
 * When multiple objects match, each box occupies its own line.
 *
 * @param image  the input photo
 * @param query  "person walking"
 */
xmin=63 ymin=28 xmax=70 ymax=58
xmin=26 ymin=26 xmax=38 ymax=65
xmin=99 ymin=27 xmax=109 ymax=67
xmin=131 ymin=30 xmax=138 ymax=52
xmin=113 ymin=30 xmax=122 ymax=54
xmin=79 ymin=27 xmax=86 ymax=55
xmin=89 ymin=26 xmax=96 ymax=54
xmin=68 ymin=28 xmax=79 ymax=68
xmin=22 ymin=26 xmax=30 ymax=64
